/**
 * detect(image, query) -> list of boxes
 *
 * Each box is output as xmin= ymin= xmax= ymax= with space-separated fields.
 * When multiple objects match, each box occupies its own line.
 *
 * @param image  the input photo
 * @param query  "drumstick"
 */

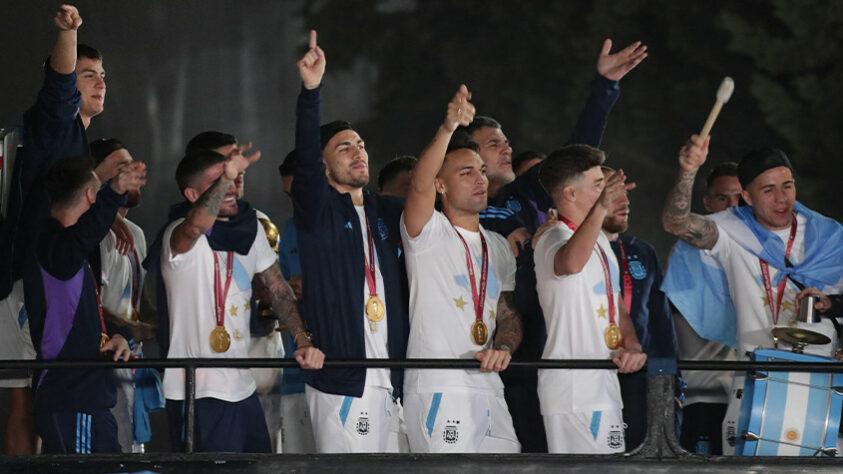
xmin=699 ymin=77 xmax=734 ymax=140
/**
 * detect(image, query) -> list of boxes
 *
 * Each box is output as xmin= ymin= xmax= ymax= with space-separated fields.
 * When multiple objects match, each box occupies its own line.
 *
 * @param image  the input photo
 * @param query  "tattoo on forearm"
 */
xmin=494 ymin=292 xmax=523 ymax=351
xmin=196 ymin=178 xmax=233 ymax=219
xmin=258 ymin=265 xmax=308 ymax=342
xmin=663 ymin=170 xmax=717 ymax=249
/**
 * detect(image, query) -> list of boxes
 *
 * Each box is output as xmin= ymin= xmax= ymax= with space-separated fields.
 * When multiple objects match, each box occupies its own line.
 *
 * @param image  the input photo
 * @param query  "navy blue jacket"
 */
xmin=497 ymin=75 xmax=620 ymax=385
xmin=1 ymin=65 xmax=89 ymax=299
xmin=293 ymin=86 xmax=408 ymax=398
xmin=25 ymin=186 xmax=128 ymax=412
xmin=611 ymin=235 xmax=678 ymax=358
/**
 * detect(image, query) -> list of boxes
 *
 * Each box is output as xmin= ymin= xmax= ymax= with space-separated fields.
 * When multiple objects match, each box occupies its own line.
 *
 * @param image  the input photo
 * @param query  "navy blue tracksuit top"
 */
xmin=293 ymin=85 xmax=408 ymax=399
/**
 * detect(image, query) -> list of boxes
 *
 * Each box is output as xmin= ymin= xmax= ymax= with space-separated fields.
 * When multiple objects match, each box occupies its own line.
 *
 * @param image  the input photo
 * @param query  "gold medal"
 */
xmin=471 ymin=320 xmax=489 ymax=345
xmin=100 ymin=333 xmax=110 ymax=349
xmin=605 ymin=323 xmax=623 ymax=350
xmin=210 ymin=325 xmax=231 ymax=353
xmin=131 ymin=309 xmax=140 ymax=322
xmin=365 ymin=295 xmax=385 ymax=322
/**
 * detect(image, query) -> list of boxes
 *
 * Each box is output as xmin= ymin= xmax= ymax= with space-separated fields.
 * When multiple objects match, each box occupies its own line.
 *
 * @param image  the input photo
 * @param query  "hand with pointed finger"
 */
xmin=597 ymin=169 xmax=635 ymax=212
xmin=54 ymin=4 xmax=82 ymax=31
xmin=612 ymin=347 xmax=647 ymax=373
xmin=678 ymin=134 xmax=711 ymax=173
xmin=101 ymin=334 xmax=131 ymax=361
xmin=223 ymin=146 xmax=261 ymax=181
xmin=110 ymin=161 xmax=147 ymax=195
xmin=475 ymin=348 xmax=512 ymax=372
xmin=297 ymin=30 xmax=326 ymax=90
xmin=295 ymin=346 xmax=325 ymax=370
xmin=597 ymin=39 xmax=648 ymax=81
xmin=444 ymin=84 xmax=475 ymax=133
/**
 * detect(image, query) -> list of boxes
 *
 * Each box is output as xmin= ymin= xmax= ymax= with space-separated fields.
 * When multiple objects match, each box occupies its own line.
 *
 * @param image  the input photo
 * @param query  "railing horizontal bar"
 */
xmin=0 ymin=358 xmax=841 ymax=372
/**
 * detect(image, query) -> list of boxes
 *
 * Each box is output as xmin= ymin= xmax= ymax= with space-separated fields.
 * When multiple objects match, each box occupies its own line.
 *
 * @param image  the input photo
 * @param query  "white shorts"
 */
xmin=404 ymin=390 xmax=520 ymax=453
xmin=0 ymin=280 xmax=36 ymax=388
xmin=280 ymin=392 xmax=315 ymax=453
xmin=305 ymin=384 xmax=405 ymax=453
xmin=544 ymin=409 xmax=626 ymax=454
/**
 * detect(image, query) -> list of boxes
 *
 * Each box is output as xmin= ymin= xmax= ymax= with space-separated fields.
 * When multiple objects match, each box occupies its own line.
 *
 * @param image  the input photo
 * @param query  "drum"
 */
xmin=735 ymin=348 xmax=842 ymax=456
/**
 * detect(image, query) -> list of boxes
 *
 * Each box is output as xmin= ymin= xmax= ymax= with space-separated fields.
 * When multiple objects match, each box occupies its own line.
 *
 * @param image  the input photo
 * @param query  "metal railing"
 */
xmin=2 ymin=356 xmax=842 ymax=458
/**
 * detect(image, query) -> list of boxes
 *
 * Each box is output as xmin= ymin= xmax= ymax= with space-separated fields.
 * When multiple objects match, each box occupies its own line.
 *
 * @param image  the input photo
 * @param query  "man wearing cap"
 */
xmin=293 ymin=31 xmax=408 ymax=453
xmin=662 ymin=135 xmax=843 ymax=356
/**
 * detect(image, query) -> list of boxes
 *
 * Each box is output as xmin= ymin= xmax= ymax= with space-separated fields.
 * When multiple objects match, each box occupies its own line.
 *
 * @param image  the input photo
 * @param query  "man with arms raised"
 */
xmin=533 ymin=146 xmax=646 ymax=453
xmin=160 ymin=149 xmax=323 ymax=453
xmin=401 ymin=86 xmax=522 ymax=453
xmin=293 ymin=31 xmax=408 ymax=453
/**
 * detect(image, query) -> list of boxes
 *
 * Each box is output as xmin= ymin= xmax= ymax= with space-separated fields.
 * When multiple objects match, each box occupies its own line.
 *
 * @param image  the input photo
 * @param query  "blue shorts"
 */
xmin=167 ymin=392 xmax=271 ymax=453
xmin=35 ymin=409 xmax=121 ymax=454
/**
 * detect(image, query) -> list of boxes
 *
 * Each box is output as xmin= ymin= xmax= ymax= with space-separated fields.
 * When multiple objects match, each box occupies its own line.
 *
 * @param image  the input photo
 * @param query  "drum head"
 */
xmin=772 ymin=327 xmax=831 ymax=346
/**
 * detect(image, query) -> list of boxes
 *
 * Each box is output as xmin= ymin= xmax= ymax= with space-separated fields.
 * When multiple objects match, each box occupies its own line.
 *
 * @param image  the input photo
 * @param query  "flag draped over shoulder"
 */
xmin=661 ymin=202 xmax=843 ymax=348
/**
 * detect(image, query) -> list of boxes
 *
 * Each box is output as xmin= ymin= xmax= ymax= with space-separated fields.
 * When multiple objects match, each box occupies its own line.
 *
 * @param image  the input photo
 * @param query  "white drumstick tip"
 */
xmin=717 ymin=77 xmax=734 ymax=103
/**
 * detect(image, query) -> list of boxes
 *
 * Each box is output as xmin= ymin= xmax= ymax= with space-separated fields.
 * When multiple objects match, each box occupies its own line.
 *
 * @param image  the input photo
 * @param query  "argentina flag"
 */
xmin=661 ymin=202 xmax=843 ymax=348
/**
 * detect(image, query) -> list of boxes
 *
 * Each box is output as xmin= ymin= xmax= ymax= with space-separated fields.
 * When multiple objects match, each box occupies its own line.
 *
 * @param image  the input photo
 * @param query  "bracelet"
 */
xmin=294 ymin=331 xmax=313 ymax=346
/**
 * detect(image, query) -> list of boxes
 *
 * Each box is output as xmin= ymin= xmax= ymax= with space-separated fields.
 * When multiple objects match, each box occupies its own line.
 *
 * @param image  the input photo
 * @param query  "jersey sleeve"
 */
xmin=400 ymin=210 xmax=447 ymax=255
xmin=533 ymin=224 xmax=572 ymax=281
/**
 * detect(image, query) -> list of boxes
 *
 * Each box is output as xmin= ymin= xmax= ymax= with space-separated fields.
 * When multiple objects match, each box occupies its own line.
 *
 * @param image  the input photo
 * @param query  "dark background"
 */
xmin=0 ymin=0 xmax=841 ymax=453
xmin=1 ymin=0 xmax=841 ymax=262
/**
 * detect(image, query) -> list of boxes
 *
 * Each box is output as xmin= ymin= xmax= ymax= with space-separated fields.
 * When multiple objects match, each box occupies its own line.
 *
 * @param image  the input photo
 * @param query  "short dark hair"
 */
xmin=538 ymin=145 xmax=606 ymax=197
xmin=278 ymin=150 xmax=296 ymax=178
xmin=453 ymin=116 xmax=501 ymax=145
xmin=185 ymin=131 xmax=237 ymax=154
xmin=44 ymin=155 xmax=97 ymax=207
xmin=512 ymin=150 xmax=546 ymax=173
xmin=377 ymin=155 xmax=417 ymax=190
xmin=175 ymin=150 xmax=227 ymax=192
xmin=77 ymin=44 xmax=102 ymax=62
xmin=320 ymin=120 xmax=355 ymax=150
xmin=706 ymin=161 xmax=739 ymax=190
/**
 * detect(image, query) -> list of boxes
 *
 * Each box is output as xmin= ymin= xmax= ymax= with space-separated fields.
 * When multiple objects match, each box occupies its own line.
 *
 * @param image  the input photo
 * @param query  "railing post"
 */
xmin=184 ymin=363 xmax=196 ymax=454
xmin=631 ymin=357 xmax=689 ymax=459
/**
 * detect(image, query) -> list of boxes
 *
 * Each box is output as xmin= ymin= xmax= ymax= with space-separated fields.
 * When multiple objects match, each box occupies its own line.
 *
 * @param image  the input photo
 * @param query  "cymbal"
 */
xmin=772 ymin=327 xmax=831 ymax=346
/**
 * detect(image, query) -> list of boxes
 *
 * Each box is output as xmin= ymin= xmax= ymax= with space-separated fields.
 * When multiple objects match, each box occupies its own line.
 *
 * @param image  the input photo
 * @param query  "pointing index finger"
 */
xmin=309 ymin=30 xmax=317 ymax=49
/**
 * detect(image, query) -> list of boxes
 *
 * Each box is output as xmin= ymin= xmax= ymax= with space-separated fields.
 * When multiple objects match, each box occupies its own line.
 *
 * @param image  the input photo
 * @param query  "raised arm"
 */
xmin=254 ymin=264 xmax=324 ymax=369
xmin=51 ymin=5 xmax=82 ymax=74
xmin=404 ymin=85 xmax=475 ymax=237
xmin=291 ymin=30 xmax=329 ymax=228
xmin=169 ymin=151 xmax=259 ymax=256
xmin=567 ymin=39 xmax=647 ymax=147
xmin=661 ymin=134 xmax=719 ymax=249
xmin=554 ymin=170 xmax=635 ymax=276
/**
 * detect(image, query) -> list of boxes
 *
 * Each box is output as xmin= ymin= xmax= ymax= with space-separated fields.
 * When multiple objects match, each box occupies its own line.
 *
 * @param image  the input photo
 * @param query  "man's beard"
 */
xmin=603 ymin=218 xmax=628 ymax=234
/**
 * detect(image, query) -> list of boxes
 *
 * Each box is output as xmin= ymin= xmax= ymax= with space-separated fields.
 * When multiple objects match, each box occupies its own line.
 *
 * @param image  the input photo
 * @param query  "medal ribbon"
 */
xmin=559 ymin=214 xmax=616 ymax=325
xmin=213 ymin=251 xmax=235 ymax=327
xmin=616 ymin=239 xmax=633 ymax=314
xmin=129 ymin=249 xmax=140 ymax=313
xmin=363 ymin=211 xmax=378 ymax=299
xmin=88 ymin=266 xmax=108 ymax=342
xmin=759 ymin=215 xmax=797 ymax=325
xmin=451 ymin=224 xmax=488 ymax=324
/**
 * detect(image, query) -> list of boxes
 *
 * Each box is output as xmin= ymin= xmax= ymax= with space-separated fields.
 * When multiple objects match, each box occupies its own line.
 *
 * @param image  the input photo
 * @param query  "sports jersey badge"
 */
xmin=629 ymin=260 xmax=647 ymax=280
xmin=356 ymin=416 xmax=370 ymax=435
xmin=444 ymin=420 xmax=460 ymax=444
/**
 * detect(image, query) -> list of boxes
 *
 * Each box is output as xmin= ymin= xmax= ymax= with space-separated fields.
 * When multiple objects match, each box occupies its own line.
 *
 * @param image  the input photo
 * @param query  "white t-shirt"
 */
xmin=709 ymin=212 xmax=836 ymax=357
xmin=161 ymin=217 xmax=278 ymax=402
xmin=534 ymin=223 xmax=623 ymax=415
xmin=354 ymin=206 xmax=392 ymax=389
xmin=99 ymin=217 xmax=147 ymax=323
xmin=401 ymin=211 xmax=516 ymax=394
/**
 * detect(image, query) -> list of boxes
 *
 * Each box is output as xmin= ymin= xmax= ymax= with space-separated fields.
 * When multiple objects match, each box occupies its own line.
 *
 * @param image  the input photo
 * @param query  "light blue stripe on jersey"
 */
xmin=426 ymin=393 xmax=443 ymax=437
xmin=800 ymin=372 xmax=831 ymax=455
xmin=87 ymin=414 xmax=92 ymax=453
xmin=339 ymin=396 xmax=353 ymax=426
xmin=76 ymin=413 xmax=81 ymax=453
xmin=590 ymin=411 xmax=602 ymax=440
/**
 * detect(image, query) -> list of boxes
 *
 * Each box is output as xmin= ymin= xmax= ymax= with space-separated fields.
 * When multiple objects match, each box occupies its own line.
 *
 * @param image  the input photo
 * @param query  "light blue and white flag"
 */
xmin=662 ymin=202 xmax=843 ymax=348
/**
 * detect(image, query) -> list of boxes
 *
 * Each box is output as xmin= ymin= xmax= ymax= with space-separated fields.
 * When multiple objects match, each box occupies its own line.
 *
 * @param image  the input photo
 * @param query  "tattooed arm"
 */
xmin=169 ymin=176 xmax=234 ymax=256
xmin=255 ymin=264 xmax=325 ymax=369
xmin=662 ymin=134 xmax=719 ymax=250
xmin=475 ymin=291 xmax=522 ymax=373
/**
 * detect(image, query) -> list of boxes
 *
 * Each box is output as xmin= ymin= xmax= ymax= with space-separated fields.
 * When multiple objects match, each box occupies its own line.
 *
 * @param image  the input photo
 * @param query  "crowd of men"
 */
xmin=0 ymin=5 xmax=841 ymax=456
